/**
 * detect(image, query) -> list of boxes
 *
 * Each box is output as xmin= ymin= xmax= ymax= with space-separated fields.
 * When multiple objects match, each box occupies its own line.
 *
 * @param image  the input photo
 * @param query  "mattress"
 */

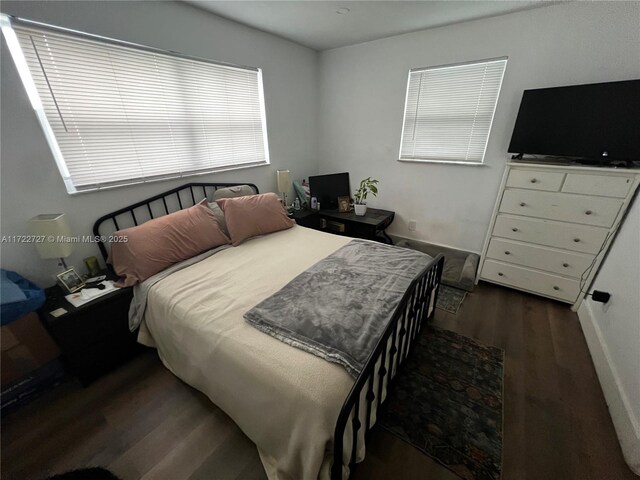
xmin=137 ymin=225 xmax=355 ymax=480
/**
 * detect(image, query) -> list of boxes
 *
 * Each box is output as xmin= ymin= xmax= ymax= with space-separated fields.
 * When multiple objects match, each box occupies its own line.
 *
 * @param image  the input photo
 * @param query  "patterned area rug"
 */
xmin=436 ymin=285 xmax=468 ymax=314
xmin=379 ymin=327 xmax=504 ymax=480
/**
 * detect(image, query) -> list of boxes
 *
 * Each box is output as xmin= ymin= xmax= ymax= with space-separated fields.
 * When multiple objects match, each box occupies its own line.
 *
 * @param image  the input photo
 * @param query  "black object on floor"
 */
xmin=379 ymin=326 xmax=504 ymax=480
xmin=45 ymin=467 xmax=123 ymax=480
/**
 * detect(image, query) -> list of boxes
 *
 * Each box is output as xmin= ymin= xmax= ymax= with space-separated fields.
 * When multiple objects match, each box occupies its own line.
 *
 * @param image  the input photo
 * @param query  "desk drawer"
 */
xmin=562 ymin=173 xmax=634 ymax=198
xmin=486 ymin=238 xmax=594 ymax=278
xmin=506 ymin=168 xmax=564 ymax=191
xmin=500 ymin=189 xmax=622 ymax=228
xmin=481 ymin=260 xmax=580 ymax=302
xmin=493 ymin=215 xmax=608 ymax=254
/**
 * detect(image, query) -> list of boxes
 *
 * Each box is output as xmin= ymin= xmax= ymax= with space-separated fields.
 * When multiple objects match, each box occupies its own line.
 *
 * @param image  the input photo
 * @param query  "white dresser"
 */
xmin=478 ymin=162 xmax=640 ymax=310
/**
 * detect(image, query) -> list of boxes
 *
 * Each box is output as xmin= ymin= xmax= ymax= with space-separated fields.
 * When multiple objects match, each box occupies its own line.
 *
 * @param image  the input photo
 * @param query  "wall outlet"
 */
xmin=408 ymin=220 xmax=417 ymax=232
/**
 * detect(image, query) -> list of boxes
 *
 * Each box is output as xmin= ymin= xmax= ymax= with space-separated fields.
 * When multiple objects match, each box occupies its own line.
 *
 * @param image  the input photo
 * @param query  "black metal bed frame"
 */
xmin=92 ymin=182 xmax=444 ymax=479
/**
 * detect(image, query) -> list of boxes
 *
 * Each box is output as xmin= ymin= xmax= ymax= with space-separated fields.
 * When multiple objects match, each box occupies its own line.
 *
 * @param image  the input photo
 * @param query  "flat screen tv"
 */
xmin=508 ymin=79 xmax=640 ymax=163
xmin=309 ymin=172 xmax=350 ymax=210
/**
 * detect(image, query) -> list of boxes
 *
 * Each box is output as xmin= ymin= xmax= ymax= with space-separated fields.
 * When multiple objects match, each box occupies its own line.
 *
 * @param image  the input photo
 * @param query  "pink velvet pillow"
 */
xmin=110 ymin=201 xmax=230 ymax=287
xmin=216 ymin=192 xmax=295 ymax=246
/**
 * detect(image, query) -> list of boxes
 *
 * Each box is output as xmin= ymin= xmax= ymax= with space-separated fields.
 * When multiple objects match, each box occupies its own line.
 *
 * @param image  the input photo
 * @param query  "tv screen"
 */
xmin=508 ymin=80 xmax=640 ymax=162
xmin=309 ymin=172 xmax=350 ymax=210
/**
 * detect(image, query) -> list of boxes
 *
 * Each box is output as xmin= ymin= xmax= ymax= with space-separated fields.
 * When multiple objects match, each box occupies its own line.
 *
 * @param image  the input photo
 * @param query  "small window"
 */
xmin=1 ymin=15 xmax=270 ymax=193
xmin=399 ymin=57 xmax=507 ymax=164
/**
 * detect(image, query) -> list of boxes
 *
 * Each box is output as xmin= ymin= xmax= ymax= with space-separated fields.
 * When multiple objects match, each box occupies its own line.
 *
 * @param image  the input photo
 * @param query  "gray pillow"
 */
xmin=207 ymin=202 xmax=230 ymax=237
xmin=212 ymin=184 xmax=256 ymax=201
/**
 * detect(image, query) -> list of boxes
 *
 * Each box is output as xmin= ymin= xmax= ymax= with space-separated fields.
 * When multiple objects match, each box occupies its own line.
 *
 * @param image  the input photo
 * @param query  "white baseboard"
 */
xmin=578 ymin=301 xmax=640 ymax=475
xmin=387 ymin=233 xmax=482 ymax=256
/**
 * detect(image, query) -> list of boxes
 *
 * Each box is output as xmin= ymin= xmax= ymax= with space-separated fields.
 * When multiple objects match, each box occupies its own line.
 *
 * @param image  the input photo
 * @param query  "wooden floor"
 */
xmin=2 ymin=283 xmax=636 ymax=480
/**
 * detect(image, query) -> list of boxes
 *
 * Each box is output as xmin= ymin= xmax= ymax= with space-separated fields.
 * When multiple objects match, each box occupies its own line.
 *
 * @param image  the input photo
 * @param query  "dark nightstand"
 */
xmin=290 ymin=209 xmax=322 ymax=229
xmin=40 ymin=271 xmax=143 ymax=386
xmin=291 ymin=208 xmax=395 ymax=243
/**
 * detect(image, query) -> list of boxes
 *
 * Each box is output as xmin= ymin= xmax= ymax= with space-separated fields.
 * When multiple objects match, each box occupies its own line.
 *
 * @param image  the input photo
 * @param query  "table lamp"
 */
xmin=277 ymin=170 xmax=292 ymax=207
xmin=27 ymin=213 xmax=75 ymax=270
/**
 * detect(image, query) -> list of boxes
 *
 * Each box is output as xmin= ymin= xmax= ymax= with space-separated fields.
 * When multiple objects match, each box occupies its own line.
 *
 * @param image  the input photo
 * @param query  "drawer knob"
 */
xmin=563 ymin=263 xmax=570 ymax=268
xmin=519 ymin=202 xmax=526 ymax=207
xmin=585 ymin=210 xmax=593 ymax=215
xmin=573 ymin=238 xmax=580 ymax=243
xmin=504 ymin=251 xmax=511 ymax=255
xmin=512 ymin=227 xmax=519 ymax=232
xmin=530 ymin=178 xmax=537 ymax=183
xmin=498 ymin=272 xmax=504 ymax=277
xmin=553 ymin=286 xmax=560 ymax=291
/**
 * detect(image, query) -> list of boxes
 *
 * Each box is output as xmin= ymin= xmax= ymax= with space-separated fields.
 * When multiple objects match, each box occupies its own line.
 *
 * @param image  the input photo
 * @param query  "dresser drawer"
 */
xmin=481 ymin=260 xmax=581 ymax=302
xmin=506 ymin=168 xmax=565 ymax=191
xmin=493 ymin=215 xmax=608 ymax=254
xmin=562 ymin=173 xmax=634 ymax=198
xmin=486 ymin=238 xmax=594 ymax=278
xmin=500 ymin=189 xmax=622 ymax=228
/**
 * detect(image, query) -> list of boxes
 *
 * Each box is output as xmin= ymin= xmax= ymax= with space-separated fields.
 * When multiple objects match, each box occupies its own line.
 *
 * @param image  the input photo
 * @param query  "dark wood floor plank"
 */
xmin=140 ymin=407 xmax=235 ymax=480
xmin=1 ymin=351 xmax=164 ymax=459
xmin=186 ymin=427 xmax=266 ymax=480
xmin=1 ymin=283 xmax=636 ymax=480
xmin=522 ymin=294 xmax=572 ymax=480
xmin=496 ymin=288 xmax=527 ymax=479
xmin=2 ymin=410 xmax=108 ymax=480
xmin=108 ymin=390 xmax=218 ymax=479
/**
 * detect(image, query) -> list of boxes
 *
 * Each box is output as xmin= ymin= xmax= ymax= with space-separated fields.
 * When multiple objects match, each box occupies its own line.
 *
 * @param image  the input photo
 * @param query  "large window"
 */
xmin=399 ymin=57 xmax=507 ymax=164
xmin=1 ymin=15 xmax=270 ymax=193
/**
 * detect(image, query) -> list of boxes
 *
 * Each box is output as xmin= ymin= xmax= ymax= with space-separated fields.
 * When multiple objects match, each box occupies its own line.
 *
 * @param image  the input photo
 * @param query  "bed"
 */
xmin=93 ymin=182 xmax=444 ymax=480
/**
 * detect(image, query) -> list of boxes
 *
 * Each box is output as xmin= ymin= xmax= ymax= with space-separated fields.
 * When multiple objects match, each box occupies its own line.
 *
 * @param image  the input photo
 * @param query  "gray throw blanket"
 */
xmin=244 ymin=239 xmax=433 ymax=377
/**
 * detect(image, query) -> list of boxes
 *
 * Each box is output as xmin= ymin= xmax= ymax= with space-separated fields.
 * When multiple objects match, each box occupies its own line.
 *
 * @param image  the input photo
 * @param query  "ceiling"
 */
xmin=186 ymin=1 xmax=557 ymax=51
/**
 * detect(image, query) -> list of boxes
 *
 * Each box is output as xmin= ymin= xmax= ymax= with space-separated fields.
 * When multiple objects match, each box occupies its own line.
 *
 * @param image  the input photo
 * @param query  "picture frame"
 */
xmin=57 ymin=267 xmax=85 ymax=294
xmin=337 ymin=196 xmax=351 ymax=213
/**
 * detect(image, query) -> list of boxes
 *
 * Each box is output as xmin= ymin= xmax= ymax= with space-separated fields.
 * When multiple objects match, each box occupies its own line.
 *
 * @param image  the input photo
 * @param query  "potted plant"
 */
xmin=353 ymin=177 xmax=379 ymax=216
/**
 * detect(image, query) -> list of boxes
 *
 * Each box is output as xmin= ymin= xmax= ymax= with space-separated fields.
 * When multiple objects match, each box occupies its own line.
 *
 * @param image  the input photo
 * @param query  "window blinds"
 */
xmin=6 ymin=18 xmax=269 ymax=193
xmin=399 ymin=58 xmax=507 ymax=164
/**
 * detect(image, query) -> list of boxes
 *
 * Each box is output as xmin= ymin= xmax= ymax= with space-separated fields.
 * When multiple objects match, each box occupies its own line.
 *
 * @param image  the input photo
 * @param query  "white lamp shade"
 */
xmin=276 ymin=170 xmax=291 ymax=193
xmin=27 ymin=213 xmax=75 ymax=259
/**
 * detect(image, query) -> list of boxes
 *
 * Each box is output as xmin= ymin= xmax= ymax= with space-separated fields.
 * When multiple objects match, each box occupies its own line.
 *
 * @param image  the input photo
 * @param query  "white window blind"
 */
xmin=2 ymin=17 xmax=270 ymax=193
xmin=399 ymin=58 xmax=507 ymax=164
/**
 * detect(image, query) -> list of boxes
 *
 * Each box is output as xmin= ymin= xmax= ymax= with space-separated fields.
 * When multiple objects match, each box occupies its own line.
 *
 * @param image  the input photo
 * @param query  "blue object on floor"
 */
xmin=0 ymin=269 xmax=45 ymax=325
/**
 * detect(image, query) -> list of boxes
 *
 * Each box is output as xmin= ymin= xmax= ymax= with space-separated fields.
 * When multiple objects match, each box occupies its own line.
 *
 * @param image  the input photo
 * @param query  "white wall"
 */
xmin=0 ymin=1 xmax=318 ymax=286
xmin=317 ymin=1 xmax=640 ymax=253
xmin=578 ymin=195 xmax=640 ymax=474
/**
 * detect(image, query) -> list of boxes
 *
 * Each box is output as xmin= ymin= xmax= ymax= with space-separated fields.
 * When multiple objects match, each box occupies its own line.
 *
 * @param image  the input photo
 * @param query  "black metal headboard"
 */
xmin=92 ymin=182 xmax=259 ymax=262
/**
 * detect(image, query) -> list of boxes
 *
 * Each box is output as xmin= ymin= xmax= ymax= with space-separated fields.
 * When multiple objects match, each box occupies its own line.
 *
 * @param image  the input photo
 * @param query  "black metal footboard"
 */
xmin=331 ymin=253 xmax=444 ymax=480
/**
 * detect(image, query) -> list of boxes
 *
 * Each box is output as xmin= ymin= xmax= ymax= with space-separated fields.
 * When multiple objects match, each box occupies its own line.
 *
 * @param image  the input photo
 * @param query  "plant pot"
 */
xmin=354 ymin=203 xmax=367 ymax=216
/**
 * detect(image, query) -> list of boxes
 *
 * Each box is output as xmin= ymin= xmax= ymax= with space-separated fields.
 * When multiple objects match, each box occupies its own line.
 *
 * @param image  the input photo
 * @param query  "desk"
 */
xmin=291 ymin=208 xmax=395 ymax=243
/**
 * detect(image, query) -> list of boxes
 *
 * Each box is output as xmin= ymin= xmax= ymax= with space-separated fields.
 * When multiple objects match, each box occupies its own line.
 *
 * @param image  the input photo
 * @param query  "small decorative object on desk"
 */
xmin=83 ymin=256 xmax=101 ymax=276
xmin=338 ymin=196 xmax=351 ymax=213
xmin=56 ymin=267 xmax=85 ymax=294
xmin=354 ymin=177 xmax=379 ymax=216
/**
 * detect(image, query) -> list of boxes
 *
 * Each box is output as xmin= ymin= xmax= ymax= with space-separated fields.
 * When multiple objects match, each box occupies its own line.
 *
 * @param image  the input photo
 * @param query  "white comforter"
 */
xmin=138 ymin=226 xmax=355 ymax=480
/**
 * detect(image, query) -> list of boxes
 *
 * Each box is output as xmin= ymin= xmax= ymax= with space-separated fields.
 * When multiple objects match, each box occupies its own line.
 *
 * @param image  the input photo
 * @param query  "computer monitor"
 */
xmin=308 ymin=172 xmax=350 ymax=210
